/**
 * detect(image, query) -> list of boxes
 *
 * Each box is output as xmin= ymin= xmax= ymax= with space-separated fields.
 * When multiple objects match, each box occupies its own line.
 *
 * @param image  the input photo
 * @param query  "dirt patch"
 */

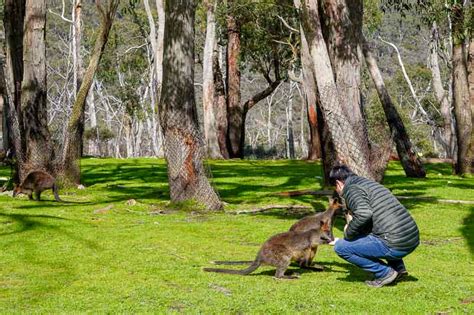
xmin=421 ymin=237 xmax=462 ymax=246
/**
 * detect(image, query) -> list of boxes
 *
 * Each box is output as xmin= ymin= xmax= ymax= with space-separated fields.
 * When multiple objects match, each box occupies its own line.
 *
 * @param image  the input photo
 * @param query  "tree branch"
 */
xmin=276 ymin=14 xmax=300 ymax=33
xmin=378 ymin=36 xmax=430 ymax=118
xmin=48 ymin=0 xmax=73 ymax=23
xmin=244 ymin=80 xmax=282 ymax=112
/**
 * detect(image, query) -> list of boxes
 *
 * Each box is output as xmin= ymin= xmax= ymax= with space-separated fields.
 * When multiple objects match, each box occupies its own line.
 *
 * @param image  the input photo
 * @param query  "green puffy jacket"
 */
xmin=342 ymin=175 xmax=419 ymax=251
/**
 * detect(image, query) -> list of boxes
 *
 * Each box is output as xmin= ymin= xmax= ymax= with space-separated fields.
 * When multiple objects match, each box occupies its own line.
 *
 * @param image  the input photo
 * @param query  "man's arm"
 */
xmin=344 ymin=185 xmax=372 ymax=240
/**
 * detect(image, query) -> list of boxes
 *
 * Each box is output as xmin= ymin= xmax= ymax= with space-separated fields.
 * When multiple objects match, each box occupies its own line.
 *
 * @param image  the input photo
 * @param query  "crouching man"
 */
xmin=330 ymin=165 xmax=419 ymax=288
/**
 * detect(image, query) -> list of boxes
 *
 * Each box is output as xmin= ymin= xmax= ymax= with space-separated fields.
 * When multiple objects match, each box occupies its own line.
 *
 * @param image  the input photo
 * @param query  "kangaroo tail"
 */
xmin=212 ymin=260 xmax=254 ymax=265
xmin=203 ymin=261 xmax=260 ymax=275
xmin=53 ymin=184 xmax=63 ymax=202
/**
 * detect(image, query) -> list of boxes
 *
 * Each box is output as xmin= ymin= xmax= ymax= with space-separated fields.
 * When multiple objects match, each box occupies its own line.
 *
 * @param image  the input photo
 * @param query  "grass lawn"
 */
xmin=0 ymin=158 xmax=472 ymax=313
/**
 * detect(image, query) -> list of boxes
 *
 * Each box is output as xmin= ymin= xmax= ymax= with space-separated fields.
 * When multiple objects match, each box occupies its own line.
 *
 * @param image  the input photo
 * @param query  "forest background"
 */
xmin=0 ymin=0 xmax=468 ymax=162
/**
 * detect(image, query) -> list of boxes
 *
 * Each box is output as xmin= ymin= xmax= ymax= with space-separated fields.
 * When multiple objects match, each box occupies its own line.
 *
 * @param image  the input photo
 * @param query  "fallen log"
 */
xmin=275 ymin=189 xmax=333 ymax=197
xmin=395 ymin=196 xmax=474 ymax=205
xmin=275 ymin=189 xmax=474 ymax=205
xmin=228 ymin=205 xmax=312 ymax=215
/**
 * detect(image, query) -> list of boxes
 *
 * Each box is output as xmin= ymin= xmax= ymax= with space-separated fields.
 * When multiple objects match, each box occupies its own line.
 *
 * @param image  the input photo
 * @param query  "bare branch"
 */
xmin=379 ymin=36 xmax=430 ymax=118
xmin=276 ymin=14 xmax=299 ymax=33
xmin=48 ymin=0 xmax=73 ymax=23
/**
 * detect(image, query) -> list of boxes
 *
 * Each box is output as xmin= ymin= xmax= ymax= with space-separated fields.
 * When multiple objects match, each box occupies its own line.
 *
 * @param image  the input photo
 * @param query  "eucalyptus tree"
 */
xmin=4 ymin=0 xmax=53 ymax=181
xmin=384 ymin=0 xmax=473 ymax=174
xmin=297 ymin=0 xmax=386 ymax=180
xmin=202 ymin=0 xmax=222 ymax=158
xmin=210 ymin=0 xmax=295 ymax=159
xmin=58 ymin=0 xmax=120 ymax=185
xmin=161 ymin=0 xmax=222 ymax=210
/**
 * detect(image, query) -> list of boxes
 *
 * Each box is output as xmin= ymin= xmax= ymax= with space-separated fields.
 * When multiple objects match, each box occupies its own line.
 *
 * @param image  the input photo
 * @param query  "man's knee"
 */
xmin=334 ymin=239 xmax=349 ymax=258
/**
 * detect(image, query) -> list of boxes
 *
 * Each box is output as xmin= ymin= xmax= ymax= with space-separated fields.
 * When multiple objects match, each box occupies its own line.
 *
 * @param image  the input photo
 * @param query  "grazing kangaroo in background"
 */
xmin=13 ymin=171 xmax=63 ymax=202
xmin=288 ymin=195 xmax=344 ymax=269
xmin=203 ymin=221 xmax=332 ymax=279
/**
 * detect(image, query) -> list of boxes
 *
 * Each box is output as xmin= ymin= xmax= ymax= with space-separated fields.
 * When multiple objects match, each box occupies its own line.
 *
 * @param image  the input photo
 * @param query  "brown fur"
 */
xmin=288 ymin=196 xmax=344 ymax=269
xmin=203 ymin=222 xmax=332 ymax=279
xmin=13 ymin=171 xmax=62 ymax=202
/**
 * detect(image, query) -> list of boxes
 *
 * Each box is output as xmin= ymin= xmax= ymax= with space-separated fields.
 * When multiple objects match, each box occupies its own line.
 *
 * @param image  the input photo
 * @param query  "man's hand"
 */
xmin=335 ymin=180 xmax=344 ymax=195
xmin=344 ymin=224 xmax=348 ymax=233
xmin=329 ymin=237 xmax=340 ymax=246
xmin=345 ymin=211 xmax=353 ymax=224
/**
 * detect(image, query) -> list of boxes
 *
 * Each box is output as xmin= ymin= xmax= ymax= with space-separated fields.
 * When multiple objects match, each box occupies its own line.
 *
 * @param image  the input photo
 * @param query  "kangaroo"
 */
xmin=13 ymin=171 xmax=62 ymax=202
xmin=203 ymin=221 xmax=332 ymax=279
xmin=288 ymin=195 xmax=344 ymax=269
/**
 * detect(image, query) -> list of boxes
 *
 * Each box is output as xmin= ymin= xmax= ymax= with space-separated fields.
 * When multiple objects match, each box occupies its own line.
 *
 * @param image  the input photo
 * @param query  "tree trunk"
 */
xmin=161 ymin=0 xmax=222 ymax=210
xmin=363 ymin=39 xmax=426 ymax=178
xmin=213 ymin=46 xmax=229 ymax=158
xmin=299 ymin=0 xmax=374 ymax=180
xmin=87 ymin=80 xmax=99 ymax=156
xmin=320 ymin=0 xmax=364 ymax=129
xmin=4 ymin=0 xmax=25 ymax=181
xmin=300 ymin=22 xmax=322 ymax=160
xmin=72 ymin=0 xmax=83 ymax=94
xmin=286 ymin=82 xmax=296 ymax=159
xmin=155 ymin=0 xmax=165 ymax=102
xmin=429 ymin=21 xmax=456 ymax=159
xmin=226 ymin=7 xmax=243 ymax=158
xmin=468 ymin=38 xmax=474 ymax=172
xmin=320 ymin=0 xmax=380 ymax=176
xmin=4 ymin=0 xmax=24 ymax=112
xmin=20 ymin=0 xmax=53 ymax=179
xmin=0 ymin=40 xmax=7 ymax=152
xmin=144 ymin=0 xmax=165 ymax=103
xmin=59 ymin=0 xmax=119 ymax=185
xmin=451 ymin=4 xmax=472 ymax=175
xmin=202 ymin=0 xmax=222 ymax=158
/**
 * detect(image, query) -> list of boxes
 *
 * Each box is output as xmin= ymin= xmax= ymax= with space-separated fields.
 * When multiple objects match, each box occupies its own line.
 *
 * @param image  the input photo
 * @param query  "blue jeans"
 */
xmin=334 ymin=234 xmax=414 ymax=279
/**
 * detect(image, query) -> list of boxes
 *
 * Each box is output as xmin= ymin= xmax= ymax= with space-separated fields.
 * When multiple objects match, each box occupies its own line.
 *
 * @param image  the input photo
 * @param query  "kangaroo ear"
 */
xmin=320 ymin=219 xmax=330 ymax=231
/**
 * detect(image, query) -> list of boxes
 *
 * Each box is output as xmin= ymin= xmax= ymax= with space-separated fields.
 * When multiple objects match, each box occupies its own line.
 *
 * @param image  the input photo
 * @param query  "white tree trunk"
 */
xmin=429 ymin=21 xmax=455 ymax=158
xmin=286 ymin=81 xmax=295 ymax=159
xmin=72 ymin=0 xmax=83 ymax=95
xmin=266 ymin=96 xmax=272 ymax=148
xmin=202 ymin=0 xmax=222 ymax=158
xmin=87 ymin=81 xmax=99 ymax=156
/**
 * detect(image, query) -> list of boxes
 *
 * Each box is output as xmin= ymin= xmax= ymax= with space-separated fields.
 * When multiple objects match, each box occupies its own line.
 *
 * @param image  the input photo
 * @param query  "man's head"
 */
xmin=329 ymin=165 xmax=356 ymax=194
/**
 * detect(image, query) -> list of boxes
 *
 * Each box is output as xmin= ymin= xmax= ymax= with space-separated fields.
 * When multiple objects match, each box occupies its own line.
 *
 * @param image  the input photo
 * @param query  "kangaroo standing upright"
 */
xmin=204 ymin=221 xmax=333 ymax=279
xmin=13 ymin=171 xmax=62 ymax=202
xmin=289 ymin=196 xmax=344 ymax=269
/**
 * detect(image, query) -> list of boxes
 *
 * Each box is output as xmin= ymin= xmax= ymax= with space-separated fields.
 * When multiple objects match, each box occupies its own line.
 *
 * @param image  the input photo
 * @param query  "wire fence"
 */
xmin=161 ymin=111 xmax=222 ymax=210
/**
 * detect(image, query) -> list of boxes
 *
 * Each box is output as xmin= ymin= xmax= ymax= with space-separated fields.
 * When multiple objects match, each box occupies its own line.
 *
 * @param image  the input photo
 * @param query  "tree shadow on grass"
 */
xmin=461 ymin=206 xmax=474 ymax=256
xmin=0 ymin=212 xmax=68 ymax=236
xmin=246 ymin=260 xmax=360 ymax=278
xmin=79 ymin=159 xmax=326 ymax=206
xmin=80 ymin=158 xmax=168 ymax=187
xmin=11 ymin=201 xmax=94 ymax=210
xmin=0 ymin=211 xmax=101 ymax=251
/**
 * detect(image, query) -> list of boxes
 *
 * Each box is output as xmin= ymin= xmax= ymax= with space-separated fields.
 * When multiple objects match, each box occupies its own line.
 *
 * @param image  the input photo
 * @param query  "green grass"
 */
xmin=0 ymin=158 xmax=472 ymax=313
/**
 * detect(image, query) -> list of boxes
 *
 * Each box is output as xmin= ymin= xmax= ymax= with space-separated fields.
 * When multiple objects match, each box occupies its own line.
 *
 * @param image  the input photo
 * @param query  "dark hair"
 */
xmin=329 ymin=165 xmax=356 ymax=185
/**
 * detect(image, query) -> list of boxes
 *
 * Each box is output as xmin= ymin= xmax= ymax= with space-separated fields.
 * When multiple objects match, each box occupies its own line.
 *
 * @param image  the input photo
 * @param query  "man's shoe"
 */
xmin=395 ymin=269 xmax=408 ymax=282
xmin=365 ymin=269 xmax=398 ymax=288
